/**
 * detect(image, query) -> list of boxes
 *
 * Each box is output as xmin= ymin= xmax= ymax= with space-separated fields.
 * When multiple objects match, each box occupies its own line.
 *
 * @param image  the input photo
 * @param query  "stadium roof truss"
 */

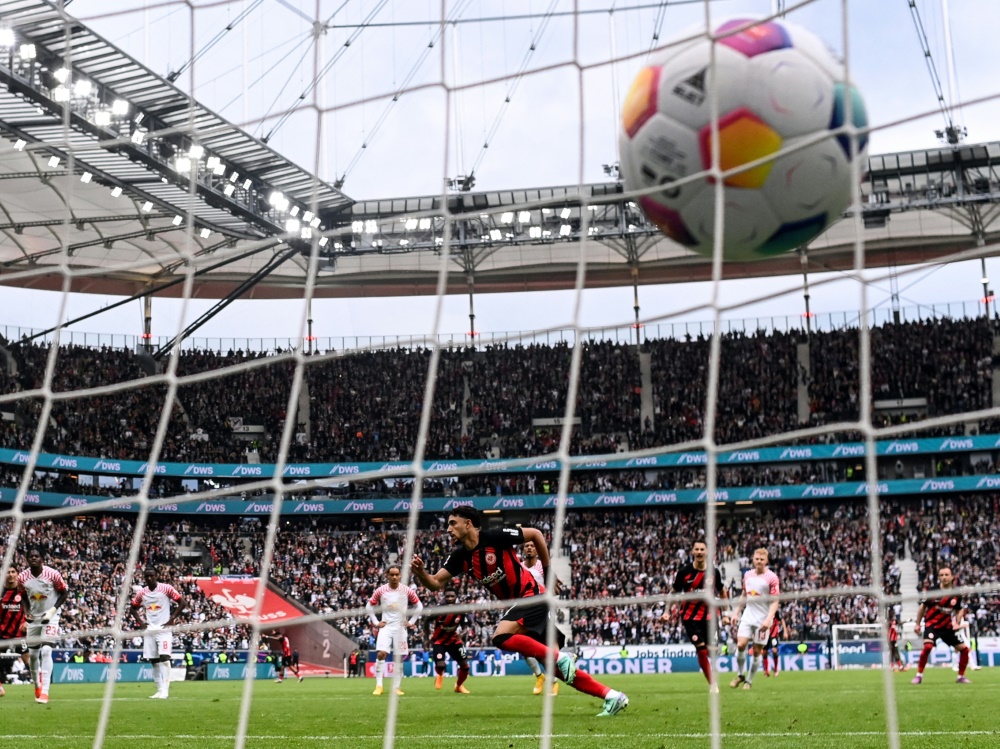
xmin=0 ymin=1 xmax=998 ymax=302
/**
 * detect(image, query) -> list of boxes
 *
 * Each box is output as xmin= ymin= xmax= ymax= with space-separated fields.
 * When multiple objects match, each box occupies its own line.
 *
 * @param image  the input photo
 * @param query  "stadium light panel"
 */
xmin=80 ymin=172 xmax=92 ymax=183
xmin=174 ymin=156 xmax=192 ymax=173
xmin=560 ymin=208 xmax=571 ymax=219
xmin=489 ymin=229 xmax=502 ymax=241
xmin=434 ymin=237 xmax=444 ymax=245
xmin=93 ymin=110 xmax=111 ymax=127
xmin=188 ymin=145 xmax=204 ymax=159
xmin=47 ymin=156 xmax=59 ymax=167
xmin=13 ymin=140 xmax=25 ymax=151
xmin=285 ymin=219 xmax=300 ymax=233
xmin=130 ymin=131 xmax=144 ymax=145
xmin=111 ymin=99 xmax=128 ymax=116
xmin=400 ymin=239 xmax=409 ymax=246
xmin=74 ymin=79 xmax=92 ymax=96
xmin=528 ymin=226 xmax=542 ymax=238
xmin=981 ymin=277 xmax=990 ymax=285
xmin=309 ymin=218 xmax=320 ymax=228
xmin=351 ymin=221 xmax=364 ymax=233
xmin=404 ymin=218 xmax=418 ymax=231
xmin=289 ymin=206 xmax=300 ymax=217
xmin=172 ymin=215 xmax=183 ymax=226
xmin=364 ymin=220 xmax=378 ymax=233
xmin=53 ymin=86 xmax=70 ymax=102
xmin=300 ymin=228 xmax=312 ymax=239
xmin=229 ymin=172 xmax=239 ymax=183
xmin=223 ymin=183 xmax=235 ymax=196
xmin=418 ymin=218 xmax=431 ymax=230
xmin=559 ymin=224 xmax=571 ymax=236
xmin=141 ymin=201 xmax=153 ymax=213
xmin=205 ymin=156 xmax=220 ymax=170
xmin=319 ymin=237 xmax=330 ymax=247
xmin=110 ymin=186 xmax=123 ymax=197
xmin=0 ymin=28 xmax=14 ymax=47
xmin=199 ymin=228 xmax=210 ymax=238
xmin=302 ymin=211 xmax=314 ymax=222
xmin=242 ymin=179 xmax=252 ymax=190
xmin=518 ymin=211 xmax=531 ymax=222
xmin=501 ymin=212 xmax=514 ymax=224
xmin=19 ymin=44 xmax=36 ymax=60
xmin=54 ymin=67 xmax=70 ymax=83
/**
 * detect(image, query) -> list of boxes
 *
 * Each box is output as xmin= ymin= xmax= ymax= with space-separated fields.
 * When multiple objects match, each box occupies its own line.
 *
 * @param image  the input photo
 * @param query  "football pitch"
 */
xmin=1 ymin=669 xmax=996 ymax=749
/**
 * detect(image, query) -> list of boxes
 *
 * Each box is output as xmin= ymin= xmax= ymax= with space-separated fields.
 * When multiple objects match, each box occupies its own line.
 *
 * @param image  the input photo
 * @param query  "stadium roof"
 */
xmin=0 ymin=1 xmax=998 ymax=301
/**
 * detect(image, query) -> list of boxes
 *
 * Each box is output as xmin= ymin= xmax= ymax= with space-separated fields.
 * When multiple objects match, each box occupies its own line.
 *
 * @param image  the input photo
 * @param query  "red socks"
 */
xmin=697 ymin=649 xmax=713 ymax=683
xmin=498 ymin=633 xmax=611 ymax=698
xmin=570 ymin=668 xmax=612 ymax=699
xmin=917 ymin=642 xmax=933 ymax=674
xmin=958 ymin=649 xmax=969 ymax=676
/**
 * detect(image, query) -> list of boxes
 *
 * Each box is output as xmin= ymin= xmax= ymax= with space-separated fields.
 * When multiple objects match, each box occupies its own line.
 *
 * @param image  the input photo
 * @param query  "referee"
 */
xmin=0 ymin=567 xmax=28 ymax=696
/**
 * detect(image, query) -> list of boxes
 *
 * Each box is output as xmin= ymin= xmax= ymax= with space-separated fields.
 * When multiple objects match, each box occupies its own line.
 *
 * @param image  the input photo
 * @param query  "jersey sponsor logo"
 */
xmin=482 ymin=568 xmax=506 ymax=586
xmin=52 ymin=456 xmax=78 ymax=468
xmin=196 ymin=502 xmax=227 ymax=512
xmin=93 ymin=459 xmax=122 ymax=472
xmin=492 ymin=497 xmax=524 ymax=508
xmin=293 ymin=502 xmax=325 ymax=513
xmin=184 ymin=465 xmax=214 ymax=476
xmin=244 ymin=502 xmax=274 ymax=513
xmin=920 ymin=479 xmax=954 ymax=492
xmin=854 ymin=482 xmax=888 ymax=495
xmin=428 ymin=462 xmax=459 ymax=472
xmin=328 ymin=465 xmax=360 ymax=475
xmin=801 ymin=485 xmax=835 ymax=497
xmin=726 ymin=451 xmax=760 ymax=463
xmin=645 ymin=492 xmax=677 ymax=504
xmin=779 ymin=447 xmax=812 ymax=459
xmin=62 ymin=497 xmax=89 ymax=507
xmin=831 ymin=444 xmax=865 ymax=457
xmin=625 ymin=456 xmax=658 ymax=467
xmin=230 ymin=465 xmax=263 ymax=477
xmin=11 ymin=451 xmax=31 ymax=464
xmin=677 ymin=453 xmax=707 ymax=465
xmin=595 ymin=494 xmax=626 ymax=505
xmin=138 ymin=462 xmax=167 ymax=474
xmin=283 ymin=466 xmax=311 ymax=476
xmin=939 ymin=437 xmax=973 ymax=450
xmin=885 ymin=441 xmax=919 ymax=454
xmin=344 ymin=501 xmax=375 ymax=512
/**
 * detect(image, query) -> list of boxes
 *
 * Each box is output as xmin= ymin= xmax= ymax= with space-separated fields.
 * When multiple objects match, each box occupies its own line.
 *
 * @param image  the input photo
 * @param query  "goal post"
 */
xmin=831 ymin=624 xmax=886 ymax=670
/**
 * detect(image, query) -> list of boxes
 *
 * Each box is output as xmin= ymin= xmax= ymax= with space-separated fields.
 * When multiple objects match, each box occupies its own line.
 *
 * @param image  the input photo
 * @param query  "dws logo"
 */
xmin=196 ymin=502 xmax=228 ymax=513
xmin=62 ymin=497 xmax=89 ymax=507
xmin=939 ymin=438 xmax=974 ymax=450
xmin=230 ymin=465 xmax=263 ymax=477
xmin=801 ymin=485 xmax=835 ymax=497
xmin=138 ymin=462 xmax=167 ymax=474
xmin=831 ymin=445 xmax=865 ymax=457
xmin=328 ymin=465 xmax=360 ymax=475
xmin=748 ymin=488 xmax=782 ymax=500
xmin=976 ymin=476 xmax=1000 ymax=489
xmin=93 ymin=459 xmax=122 ymax=472
xmin=11 ymin=452 xmax=30 ymax=464
xmin=920 ymin=480 xmax=954 ymax=492
xmin=293 ymin=502 xmax=325 ymax=513
xmin=885 ymin=441 xmax=919 ymax=454
xmin=443 ymin=499 xmax=474 ymax=510
xmin=184 ymin=465 xmax=214 ymax=476
xmin=645 ymin=492 xmax=678 ymax=504
xmin=59 ymin=667 xmax=86 ymax=682
xmin=283 ymin=466 xmax=311 ymax=476
xmin=779 ymin=448 xmax=812 ymax=459
xmin=595 ymin=494 xmax=626 ymax=506
xmin=625 ymin=457 xmax=658 ymax=467
xmin=542 ymin=497 xmax=575 ymax=507
xmin=244 ymin=502 xmax=274 ymax=513
xmin=52 ymin=456 xmax=78 ymax=469
xmin=492 ymin=498 xmax=524 ymax=509
xmin=344 ymin=502 xmax=375 ymax=512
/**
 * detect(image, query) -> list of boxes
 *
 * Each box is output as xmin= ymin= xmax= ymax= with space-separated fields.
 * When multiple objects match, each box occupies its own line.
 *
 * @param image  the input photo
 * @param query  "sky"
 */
xmin=3 ymin=0 xmax=1000 ymax=346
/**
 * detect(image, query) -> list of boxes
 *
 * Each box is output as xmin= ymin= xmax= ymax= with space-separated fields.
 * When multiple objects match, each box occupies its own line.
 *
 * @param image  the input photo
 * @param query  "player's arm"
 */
xmin=364 ymin=596 xmax=385 ymax=629
xmin=781 ymin=619 xmax=789 ymax=639
xmin=410 ymin=556 xmax=453 ymax=592
xmin=953 ymin=604 xmax=966 ymax=627
xmin=17 ymin=581 xmax=30 ymax=620
xmin=914 ymin=603 xmax=926 ymax=635
xmin=406 ymin=590 xmax=423 ymax=628
xmin=761 ymin=576 xmax=780 ymax=629
xmin=167 ymin=595 xmax=188 ymax=627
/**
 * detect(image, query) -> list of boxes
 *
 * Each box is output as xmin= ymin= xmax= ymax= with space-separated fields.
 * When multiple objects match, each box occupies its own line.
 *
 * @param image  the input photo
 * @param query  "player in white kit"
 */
xmin=521 ymin=541 xmax=558 ymax=696
xmin=129 ymin=567 xmax=187 ymax=699
xmin=365 ymin=565 xmax=422 ymax=696
xmin=729 ymin=548 xmax=780 ymax=690
xmin=17 ymin=548 xmax=69 ymax=704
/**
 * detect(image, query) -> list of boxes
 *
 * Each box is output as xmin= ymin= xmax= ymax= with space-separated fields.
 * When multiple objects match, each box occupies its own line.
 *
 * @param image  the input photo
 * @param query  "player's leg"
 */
xmin=38 ymin=643 xmax=53 ymax=702
xmin=913 ymin=633 xmax=935 ymax=684
xmin=684 ymin=620 xmax=714 ymax=686
xmin=391 ymin=629 xmax=407 ymax=694
xmin=432 ymin=645 xmax=446 ymax=689
xmin=731 ymin=621 xmax=752 ymax=687
xmin=746 ymin=639 xmax=765 ymax=687
xmin=452 ymin=645 xmax=470 ymax=694
xmin=157 ymin=632 xmax=173 ymax=697
xmin=526 ymin=656 xmax=545 ymax=694
xmin=772 ymin=643 xmax=780 ymax=675
xmin=143 ymin=633 xmax=161 ymax=697
xmin=373 ymin=625 xmax=393 ymax=694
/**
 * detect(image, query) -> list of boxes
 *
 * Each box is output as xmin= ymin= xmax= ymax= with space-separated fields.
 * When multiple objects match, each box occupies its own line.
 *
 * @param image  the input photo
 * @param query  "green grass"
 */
xmin=1 ymin=669 xmax=996 ymax=749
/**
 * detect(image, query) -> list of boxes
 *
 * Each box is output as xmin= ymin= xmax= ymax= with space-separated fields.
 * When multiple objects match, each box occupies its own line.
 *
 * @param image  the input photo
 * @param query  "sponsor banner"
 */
xmin=193 ymin=577 xmax=305 ymax=624
xmin=207 ymin=663 xmax=275 ymax=681
xmin=0 ymin=434 xmax=997 ymax=478
xmin=8 ymin=474 xmax=1000 ymax=514
xmin=54 ymin=663 xmax=155 ymax=683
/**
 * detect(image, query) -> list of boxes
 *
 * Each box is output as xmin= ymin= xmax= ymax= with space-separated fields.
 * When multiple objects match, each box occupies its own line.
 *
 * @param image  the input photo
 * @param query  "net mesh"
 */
xmin=0 ymin=1 xmax=997 ymax=748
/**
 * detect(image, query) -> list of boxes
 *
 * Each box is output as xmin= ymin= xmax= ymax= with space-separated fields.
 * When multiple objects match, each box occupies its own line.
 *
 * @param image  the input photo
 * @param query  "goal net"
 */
xmin=831 ymin=624 xmax=889 ymax=670
xmin=0 ymin=1 xmax=998 ymax=748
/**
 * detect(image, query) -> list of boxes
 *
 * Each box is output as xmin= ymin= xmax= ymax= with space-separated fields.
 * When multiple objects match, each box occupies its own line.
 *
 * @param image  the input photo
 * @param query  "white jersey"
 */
xmin=17 ymin=566 xmax=67 ymax=618
xmin=131 ymin=583 xmax=183 ymax=627
xmin=367 ymin=584 xmax=420 ymax=630
xmin=524 ymin=558 xmax=544 ymax=587
xmin=741 ymin=568 xmax=780 ymax=625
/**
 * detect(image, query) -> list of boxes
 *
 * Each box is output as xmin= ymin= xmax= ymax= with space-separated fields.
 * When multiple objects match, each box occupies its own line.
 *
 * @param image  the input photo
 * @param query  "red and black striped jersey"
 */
xmin=672 ymin=563 xmax=724 ymax=621
xmin=431 ymin=613 xmax=468 ymax=646
xmin=769 ymin=608 xmax=782 ymax=638
xmin=923 ymin=594 xmax=962 ymax=630
xmin=443 ymin=527 xmax=542 ymax=602
xmin=0 ymin=587 xmax=25 ymax=640
xmin=888 ymin=620 xmax=899 ymax=642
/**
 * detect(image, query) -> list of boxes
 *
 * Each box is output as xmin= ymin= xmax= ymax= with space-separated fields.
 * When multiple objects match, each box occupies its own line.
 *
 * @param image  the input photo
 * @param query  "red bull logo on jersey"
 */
xmin=148 ymin=603 xmax=162 ymax=612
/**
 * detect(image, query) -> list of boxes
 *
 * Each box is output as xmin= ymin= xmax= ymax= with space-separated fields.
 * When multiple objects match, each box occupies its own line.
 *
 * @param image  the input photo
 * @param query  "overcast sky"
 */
xmin=4 ymin=0 xmax=1000 ymax=346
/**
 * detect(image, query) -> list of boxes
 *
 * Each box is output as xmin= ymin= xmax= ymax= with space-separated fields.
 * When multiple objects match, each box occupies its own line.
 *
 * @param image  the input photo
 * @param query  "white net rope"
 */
xmin=0 ymin=1 xmax=997 ymax=748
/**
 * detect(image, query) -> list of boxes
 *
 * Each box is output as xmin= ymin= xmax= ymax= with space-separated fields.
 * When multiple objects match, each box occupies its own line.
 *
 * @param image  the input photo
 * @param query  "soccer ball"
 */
xmin=618 ymin=18 xmax=868 ymax=261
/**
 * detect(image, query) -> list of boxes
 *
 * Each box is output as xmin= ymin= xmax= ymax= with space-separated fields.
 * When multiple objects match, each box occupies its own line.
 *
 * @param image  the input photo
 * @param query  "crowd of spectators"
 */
xmin=3 ymin=494 xmax=997 ymax=658
xmin=1 ymin=316 xmax=993 ymax=466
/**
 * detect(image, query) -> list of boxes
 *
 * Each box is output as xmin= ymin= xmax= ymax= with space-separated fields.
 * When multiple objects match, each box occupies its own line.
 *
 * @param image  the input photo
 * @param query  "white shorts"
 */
xmin=27 ymin=616 xmax=60 ymax=647
xmin=143 ymin=629 xmax=173 ymax=660
xmin=375 ymin=626 xmax=408 ymax=656
xmin=737 ymin=619 xmax=770 ymax=646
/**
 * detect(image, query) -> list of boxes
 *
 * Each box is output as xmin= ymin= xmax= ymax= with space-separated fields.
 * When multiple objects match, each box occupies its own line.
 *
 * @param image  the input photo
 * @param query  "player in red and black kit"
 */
xmin=426 ymin=588 xmax=472 ymax=694
xmin=411 ymin=506 xmax=629 ymax=717
xmin=911 ymin=567 xmax=971 ymax=685
xmin=663 ymin=540 xmax=728 ymax=690
xmin=762 ymin=609 xmax=787 ymax=677
xmin=888 ymin=614 xmax=906 ymax=671
xmin=0 ymin=567 xmax=28 ymax=697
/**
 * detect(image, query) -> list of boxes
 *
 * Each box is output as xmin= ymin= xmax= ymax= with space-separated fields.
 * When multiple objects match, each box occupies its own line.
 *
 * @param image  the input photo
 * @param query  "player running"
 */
xmin=366 ymin=565 xmax=423 ymax=696
xmin=911 ymin=567 xmax=972 ymax=685
xmin=763 ymin=610 xmax=787 ymax=677
xmin=888 ymin=614 xmax=907 ymax=671
xmin=0 ymin=567 xmax=28 ymax=697
xmin=411 ymin=506 xmax=628 ymax=717
xmin=17 ymin=548 xmax=69 ymax=704
xmin=129 ymin=567 xmax=187 ymax=699
xmin=664 ymin=540 xmax=729 ymax=691
xmin=425 ymin=589 xmax=472 ymax=694
xmin=729 ymin=548 xmax=779 ymax=691
xmin=521 ymin=540 xmax=558 ymax=696
xmin=262 ymin=630 xmax=303 ymax=683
